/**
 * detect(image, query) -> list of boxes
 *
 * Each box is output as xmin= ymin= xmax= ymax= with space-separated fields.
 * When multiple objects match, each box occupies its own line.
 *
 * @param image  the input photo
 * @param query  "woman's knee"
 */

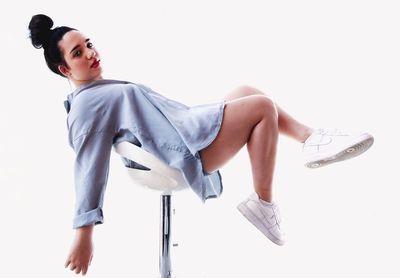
xmin=236 ymin=85 xmax=263 ymax=95
xmin=225 ymin=85 xmax=264 ymax=101
xmin=251 ymin=95 xmax=278 ymax=123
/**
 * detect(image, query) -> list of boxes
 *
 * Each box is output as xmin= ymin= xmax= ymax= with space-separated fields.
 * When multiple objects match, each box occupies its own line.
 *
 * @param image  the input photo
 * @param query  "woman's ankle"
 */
xmin=299 ymin=127 xmax=314 ymax=143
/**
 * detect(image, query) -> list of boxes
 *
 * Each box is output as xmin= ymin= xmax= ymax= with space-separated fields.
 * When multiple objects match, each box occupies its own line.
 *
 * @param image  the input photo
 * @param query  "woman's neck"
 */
xmin=71 ymin=75 xmax=104 ymax=89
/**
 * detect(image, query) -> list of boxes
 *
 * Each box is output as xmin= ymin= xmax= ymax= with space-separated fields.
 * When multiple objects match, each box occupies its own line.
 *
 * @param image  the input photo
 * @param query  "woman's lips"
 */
xmin=91 ymin=59 xmax=100 ymax=68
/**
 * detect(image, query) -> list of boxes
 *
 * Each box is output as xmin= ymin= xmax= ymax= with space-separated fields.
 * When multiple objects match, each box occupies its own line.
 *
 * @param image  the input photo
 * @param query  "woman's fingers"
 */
xmin=75 ymin=265 xmax=82 ymax=274
xmin=65 ymin=259 xmax=90 ymax=275
xmin=82 ymin=266 xmax=88 ymax=276
xmin=70 ymin=263 xmax=77 ymax=271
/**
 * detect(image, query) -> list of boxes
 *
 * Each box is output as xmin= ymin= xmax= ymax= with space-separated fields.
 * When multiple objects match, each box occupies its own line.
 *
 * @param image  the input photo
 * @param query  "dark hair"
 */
xmin=28 ymin=14 xmax=76 ymax=77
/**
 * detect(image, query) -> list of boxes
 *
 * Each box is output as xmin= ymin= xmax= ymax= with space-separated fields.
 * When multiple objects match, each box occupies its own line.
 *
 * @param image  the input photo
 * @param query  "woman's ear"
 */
xmin=58 ymin=64 xmax=70 ymax=77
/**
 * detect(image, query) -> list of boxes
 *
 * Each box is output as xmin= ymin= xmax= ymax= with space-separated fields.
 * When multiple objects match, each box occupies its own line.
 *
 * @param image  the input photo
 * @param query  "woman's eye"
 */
xmin=87 ymin=42 xmax=94 ymax=48
xmin=73 ymin=50 xmax=81 ymax=57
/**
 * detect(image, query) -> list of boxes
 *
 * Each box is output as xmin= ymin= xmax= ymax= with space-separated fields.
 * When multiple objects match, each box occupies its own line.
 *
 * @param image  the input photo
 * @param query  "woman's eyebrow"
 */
xmin=69 ymin=38 xmax=90 ymax=54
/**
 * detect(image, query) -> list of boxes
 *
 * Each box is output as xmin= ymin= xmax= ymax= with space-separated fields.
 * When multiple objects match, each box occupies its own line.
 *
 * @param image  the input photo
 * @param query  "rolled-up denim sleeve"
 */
xmin=71 ymin=131 xmax=114 ymax=229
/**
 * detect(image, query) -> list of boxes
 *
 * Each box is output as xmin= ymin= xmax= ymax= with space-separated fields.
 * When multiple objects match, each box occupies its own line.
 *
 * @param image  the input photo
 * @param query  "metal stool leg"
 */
xmin=160 ymin=194 xmax=172 ymax=278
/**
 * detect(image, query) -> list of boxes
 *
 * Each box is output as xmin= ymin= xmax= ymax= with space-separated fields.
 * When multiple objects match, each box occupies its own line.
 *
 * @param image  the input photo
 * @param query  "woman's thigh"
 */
xmin=199 ymin=93 xmax=276 ymax=173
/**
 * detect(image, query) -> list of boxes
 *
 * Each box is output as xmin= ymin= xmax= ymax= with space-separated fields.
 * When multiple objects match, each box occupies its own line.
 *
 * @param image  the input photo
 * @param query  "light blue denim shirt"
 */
xmin=64 ymin=79 xmax=225 ymax=229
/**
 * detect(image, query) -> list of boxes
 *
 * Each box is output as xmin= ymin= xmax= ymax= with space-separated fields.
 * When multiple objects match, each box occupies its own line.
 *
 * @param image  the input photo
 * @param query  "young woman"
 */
xmin=28 ymin=14 xmax=374 ymax=276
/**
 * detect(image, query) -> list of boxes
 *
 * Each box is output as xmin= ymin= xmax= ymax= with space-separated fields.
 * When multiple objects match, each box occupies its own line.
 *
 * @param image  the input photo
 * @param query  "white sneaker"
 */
xmin=303 ymin=128 xmax=374 ymax=168
xmin=237 ymin=193 xmax=285 ymax=246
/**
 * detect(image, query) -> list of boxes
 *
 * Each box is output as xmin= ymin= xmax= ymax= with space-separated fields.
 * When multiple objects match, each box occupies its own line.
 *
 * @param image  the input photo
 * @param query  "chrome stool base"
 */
xmin=160 ymin=194 xmax=173 ymax=278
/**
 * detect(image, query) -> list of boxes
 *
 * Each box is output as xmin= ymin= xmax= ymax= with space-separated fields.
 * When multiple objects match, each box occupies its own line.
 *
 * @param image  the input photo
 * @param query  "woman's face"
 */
xmin=58 ymin=30 xmax=102 ymax=87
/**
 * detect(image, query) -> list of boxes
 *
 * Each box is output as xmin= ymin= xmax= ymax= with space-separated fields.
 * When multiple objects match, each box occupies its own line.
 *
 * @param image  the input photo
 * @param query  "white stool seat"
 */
xmin=113 ymin=141 xmax=188 ymax=194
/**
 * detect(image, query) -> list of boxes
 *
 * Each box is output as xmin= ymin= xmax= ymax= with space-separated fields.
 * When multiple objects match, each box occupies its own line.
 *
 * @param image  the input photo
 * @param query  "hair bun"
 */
xmin=28 ymin=14 xmax=55 ymax=49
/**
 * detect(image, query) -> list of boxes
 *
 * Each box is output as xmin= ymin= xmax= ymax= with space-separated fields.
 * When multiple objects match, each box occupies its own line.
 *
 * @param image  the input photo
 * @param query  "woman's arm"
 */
xmin=65 ymin=130 xmax=115 ymax=275
xmin=71 ymin=131 xmax=115 ymax=229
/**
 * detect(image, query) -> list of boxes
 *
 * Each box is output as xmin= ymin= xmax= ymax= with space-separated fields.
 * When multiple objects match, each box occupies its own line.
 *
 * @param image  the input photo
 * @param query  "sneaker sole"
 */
xmin=237 ymin=202 xmax=285 ymax=246
xmin=305 ymin=133 xmax=374 ymax=169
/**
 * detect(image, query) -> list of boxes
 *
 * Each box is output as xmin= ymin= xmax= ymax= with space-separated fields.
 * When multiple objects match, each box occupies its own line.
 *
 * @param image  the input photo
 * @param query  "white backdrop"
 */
xmin=1 ymin=0 xmax=399 ymax=277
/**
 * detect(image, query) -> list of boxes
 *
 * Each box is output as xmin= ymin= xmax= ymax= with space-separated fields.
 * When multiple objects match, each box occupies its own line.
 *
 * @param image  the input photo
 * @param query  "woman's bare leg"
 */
xmin=200 ymin=85 xmax=315 ymax=202
xmin=200 ymin=94 xmax=279 ymax=202
xmin=224 ymin=85 xmax=314 ymax=143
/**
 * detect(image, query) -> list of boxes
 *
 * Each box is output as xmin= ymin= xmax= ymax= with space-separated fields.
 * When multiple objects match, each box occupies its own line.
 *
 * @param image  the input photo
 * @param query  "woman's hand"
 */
xmin=65 ymin=225 xmax=94 ymax=276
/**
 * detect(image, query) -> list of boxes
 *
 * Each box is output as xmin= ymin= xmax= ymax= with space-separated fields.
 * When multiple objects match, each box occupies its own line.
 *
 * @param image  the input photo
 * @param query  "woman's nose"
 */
xmin=87 ymin=50 xmax=96 ymax=59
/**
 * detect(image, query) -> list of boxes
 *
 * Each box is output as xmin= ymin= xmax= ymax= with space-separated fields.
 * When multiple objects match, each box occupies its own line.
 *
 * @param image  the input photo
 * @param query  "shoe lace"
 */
xmin=319 ymin=128 xmax=349 ymax=136
xmin=271 ymin=205 xmax=282 ymax=228
xmin=302 ymin=128 xmax=348 ymax=151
